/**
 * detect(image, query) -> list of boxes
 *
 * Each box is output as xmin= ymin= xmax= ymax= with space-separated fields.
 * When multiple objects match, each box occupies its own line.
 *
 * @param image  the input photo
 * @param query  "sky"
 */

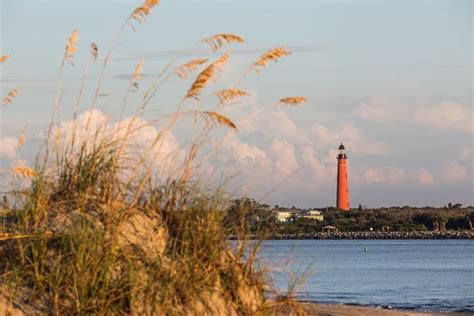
xmin=0 ymin=0 xmax=472 ymax=208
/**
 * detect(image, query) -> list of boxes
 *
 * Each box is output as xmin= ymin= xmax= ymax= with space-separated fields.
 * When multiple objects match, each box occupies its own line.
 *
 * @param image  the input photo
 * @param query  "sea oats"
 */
xmin=65 ymin=29 xmax=78 ymax=64
xmin=130 ymin=0 xmax=160 ymax=24
xmin=200 ymin=111 xmax=237 ymax=130
xmin=186 ymin=52 xmax=230 ymax=99
xmin=253 ymin=47 xmax=291 ymax=72
xmin=91 ymin=42 xmax=99 ymax=61
xmin=0 ymin=55 xmax=10 ymax=63
xmin=214 ymin=89 xmax=249 ymax=103
xmin=174 ymin=58 xmax=208 ymax=79
xmin=203 ymin=33 xmax=245 ymax=52
xmin=11 ymin=166 xmax=35 ymax=177
xmin=18 ymin=127 xmax=27 ymax=146
xmin=132 ymin=58 xmax=145 ymax=82
xmin=279 ymin=97 xmax=307 ymax=106
xmin=2 ymin=88 xmax=18 ymax=107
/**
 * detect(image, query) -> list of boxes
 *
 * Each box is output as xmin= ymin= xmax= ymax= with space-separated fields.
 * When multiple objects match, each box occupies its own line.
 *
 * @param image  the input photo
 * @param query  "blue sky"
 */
xmin=0 ymin=0 xmax=472 ymax=207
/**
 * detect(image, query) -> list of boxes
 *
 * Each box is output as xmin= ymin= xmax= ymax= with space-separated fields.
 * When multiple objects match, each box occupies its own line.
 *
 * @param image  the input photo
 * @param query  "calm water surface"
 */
xmin=257 ymin=240 xmax=473 ymax=312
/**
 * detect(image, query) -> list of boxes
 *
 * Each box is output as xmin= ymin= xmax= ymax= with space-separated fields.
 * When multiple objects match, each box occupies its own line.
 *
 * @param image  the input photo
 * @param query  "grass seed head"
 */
xmin=278 ymin=97 xmax=307 ymax=106
xmin=132 ymin=58 xmax=145 ymax=83
xmin=215 ymin=89 xmax=249 ymax=103
xmin=130 ymin=0 xmax=159 ymax=24
xmin=200 ymin=111 xmax=237 ymax=130
xmin=65 ymin=29 xmax=78 ymax=64
xmin=203 ymin=33 xmax=245 ymax=52
xmin=11 ymin=166 xmax=35 ymax=177
xmin=174 ymin=58 xmax=209 ymax=79
xmin=91 ymin=42 xmax=99 ymax=61
xmin=253 ymin=47 xmax=291 ymax=72
xmin=2 ymin=88 xmax=19 ymax=107
xmin=0 ymin=55 xmax=10 ymax=63
xmin=186 ymin=52 xmax=230 ymax=99
xmin=18 ymin=127 xmax=27 ymax=146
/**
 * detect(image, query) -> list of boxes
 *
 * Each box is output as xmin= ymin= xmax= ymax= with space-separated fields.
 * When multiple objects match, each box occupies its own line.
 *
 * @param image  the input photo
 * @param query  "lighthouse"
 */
xmin=336 ymin=142 xmax=350 ymax=211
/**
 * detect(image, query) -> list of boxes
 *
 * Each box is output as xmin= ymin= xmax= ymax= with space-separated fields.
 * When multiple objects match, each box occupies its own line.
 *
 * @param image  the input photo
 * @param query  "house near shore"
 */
xmin=300 ymin=210 xmax=324 ymax=221
xmin=272 ymin=208 xmax=324 ymax=223
xmin=274 ymin=210 xmax=292 ymax=222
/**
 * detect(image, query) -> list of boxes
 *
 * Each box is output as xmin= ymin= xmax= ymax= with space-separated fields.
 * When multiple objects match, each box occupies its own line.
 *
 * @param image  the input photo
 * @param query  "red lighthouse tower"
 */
xmin=336 ymin=143 xmax=350 ymax=211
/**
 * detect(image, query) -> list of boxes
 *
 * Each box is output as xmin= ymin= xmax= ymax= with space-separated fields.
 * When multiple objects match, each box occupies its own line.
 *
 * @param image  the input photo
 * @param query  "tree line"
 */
xmin=223 ymin=198 xmax=474 ymax=235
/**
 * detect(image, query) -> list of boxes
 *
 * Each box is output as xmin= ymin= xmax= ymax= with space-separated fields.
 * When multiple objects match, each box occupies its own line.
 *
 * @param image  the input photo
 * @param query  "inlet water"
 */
xmin=258 ymin=239 xmax=473 ymax=312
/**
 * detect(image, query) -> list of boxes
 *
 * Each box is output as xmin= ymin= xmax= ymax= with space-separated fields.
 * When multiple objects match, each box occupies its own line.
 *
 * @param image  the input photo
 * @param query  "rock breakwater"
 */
xmin=231 ymin=231 xmax=473 ymax=240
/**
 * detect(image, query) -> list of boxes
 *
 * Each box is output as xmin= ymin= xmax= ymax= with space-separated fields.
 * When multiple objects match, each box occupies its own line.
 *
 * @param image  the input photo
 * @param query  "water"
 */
xmin=257 ymin=240 xmax=474 ymax=312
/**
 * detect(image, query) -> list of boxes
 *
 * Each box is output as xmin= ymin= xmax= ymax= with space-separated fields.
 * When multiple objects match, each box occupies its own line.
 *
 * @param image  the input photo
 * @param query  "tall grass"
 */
xmin=0 ymin=0 xmax=307 ymax=314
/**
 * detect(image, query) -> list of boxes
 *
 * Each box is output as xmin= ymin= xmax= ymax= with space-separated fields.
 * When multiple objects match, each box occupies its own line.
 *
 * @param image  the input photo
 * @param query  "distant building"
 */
xmin=322 ymin=225 xmax=338 ymax=233
xmin=301 ymin=210 xmax=324 ymax=221
xmin=275 ymin=210 xmax=292 ymax=222
xmin=272 ymin=208 xmax=324 ymax=222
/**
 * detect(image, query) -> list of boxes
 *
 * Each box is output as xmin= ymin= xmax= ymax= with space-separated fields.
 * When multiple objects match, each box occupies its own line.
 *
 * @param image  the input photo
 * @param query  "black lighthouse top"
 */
xmin=337 ymin=142 xmax=347 ymax=159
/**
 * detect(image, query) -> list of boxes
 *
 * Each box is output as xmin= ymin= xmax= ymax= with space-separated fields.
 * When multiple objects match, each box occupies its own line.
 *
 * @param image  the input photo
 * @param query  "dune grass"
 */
xmin=0 ymin=0 xmax=308 ymax=314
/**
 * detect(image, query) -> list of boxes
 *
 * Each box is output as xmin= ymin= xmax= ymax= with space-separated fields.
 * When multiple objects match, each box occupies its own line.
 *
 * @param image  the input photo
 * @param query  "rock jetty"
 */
xmin=230 ymin=231 xmax=473 ymax=240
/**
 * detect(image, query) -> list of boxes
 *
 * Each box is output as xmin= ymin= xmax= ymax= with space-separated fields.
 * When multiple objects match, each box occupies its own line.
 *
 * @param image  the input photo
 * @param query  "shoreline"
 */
xmin=230 ymin=231 xmax=473 ymax=240
xmin=297 ymin=302 xmax=472 ymax=316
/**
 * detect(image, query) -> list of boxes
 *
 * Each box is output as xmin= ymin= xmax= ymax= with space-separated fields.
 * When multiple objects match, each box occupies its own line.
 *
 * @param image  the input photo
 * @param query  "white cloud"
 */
xmin=355 ymin=100 xmax=406 ymax=123
xmin=356 ymin=99 xmax=472 ymax=135
xmin=219 ymin=132 xmax=270 ymax=170
xmin=237 ymin=109 xmax=307 ymax=144
xmin=460 ymin=145 xmax=472 ymax=160
xmin=352 ymin=166 xmax=437 ymax=186
xmin=387 ymin=167 xmax=408 ymax=184
xmin=270 ymin=139 xmax=299 ymax=175
xmin=0 ymin=137 xmax=18 ymax=159
xmin=413 ymin=101 xmax=472 ymax=134
xmin=415 ymin=169 xmax=434 ymax=185
xmin=312 ymin=124 xmax=390 ymax=155
xmin=439 ymin=161 xmax=467 ymax=182
xmin=52 ymin=109 xmax=185 ymax=178
xmin=300 ymin=145 xmax=334 ymax=181
xmin=362 ymin=168 xmax=386 ymax=184
xmin=357 ymin=167 xmax=408 ymax=185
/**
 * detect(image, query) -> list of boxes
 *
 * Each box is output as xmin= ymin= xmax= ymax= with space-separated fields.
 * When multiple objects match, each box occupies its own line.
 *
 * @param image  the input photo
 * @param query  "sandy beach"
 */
xmin=299 ymin=302 xmax=472 ymax=316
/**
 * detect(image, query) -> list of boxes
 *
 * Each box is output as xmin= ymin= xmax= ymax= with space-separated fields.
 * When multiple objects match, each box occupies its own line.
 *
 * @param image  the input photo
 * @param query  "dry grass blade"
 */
xmin=203 ymin=33 xmax=245 ymax=52
xmin=0 ymin=55 xmax=10 ymax=63
xmin=200 ymin=111 xmax=237 ymax=130
xmin=186 ymin=52 xmax=230 ymax=99
xmin=18 ymin=127 xmax=27 ymax=146
xmin=215 ymin=89 xmax=249 ymax=103
xmin=65 ymin=29 xmax=78 ymax=64
xmin=279 ymin=97 xmax=307 ymax=106
xmin=179 ymin=144 xmax=199 ymax=183
xmin=130 ymin=0 xmax=160 ymax=24
xmin=0 ymin=233 xmax=53 ymax=241
xmin=253 ymin=47 xmax=291 ymax=72
xmin=2 ymin=88 xmax=18 ymax=107
xmin=174 ymin=58 xmax=208 ymax=79
xmin=91 ymin=42 xmax=99 ymax=61
xmin=54 ymin=130 xmax=62 ymax=148
xmin=11 ymin=166 xmax=35 ymax=177
xmin=132 ymin=58 xmax=145 ymax=83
